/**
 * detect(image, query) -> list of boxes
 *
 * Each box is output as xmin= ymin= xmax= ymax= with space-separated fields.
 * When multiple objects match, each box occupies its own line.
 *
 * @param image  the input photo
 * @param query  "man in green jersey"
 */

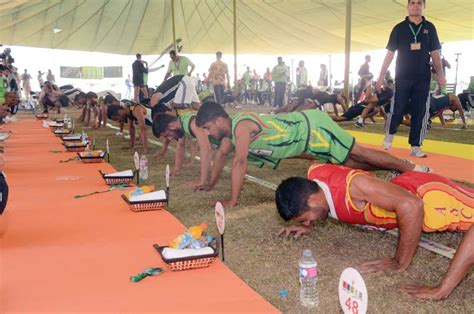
xmin=195 ymin=101 xmax=432 ymax=208
xmin=152 ymin=111 xmax=213 ymax=189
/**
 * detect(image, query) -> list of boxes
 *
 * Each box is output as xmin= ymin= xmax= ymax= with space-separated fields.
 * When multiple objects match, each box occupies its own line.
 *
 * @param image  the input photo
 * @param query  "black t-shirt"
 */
xmin=386 ymin=16 xmax=441 ymax=81
xmin=375 ymin=87 xmax=394 ymax=106
xmin=295 ymin=88 xmax=314 ymax=105
xmin=153 ymin=75 xmax=184 ymax=108
xmin=132 ymin=60 xmax=146 ymax=81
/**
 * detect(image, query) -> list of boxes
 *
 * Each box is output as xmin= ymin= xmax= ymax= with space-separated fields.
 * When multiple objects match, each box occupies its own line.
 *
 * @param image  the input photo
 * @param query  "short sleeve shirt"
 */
xmin=208 ymin=60 xmax=228 ymax=85
xmin=386 ymin=16 xmax=441 ymax=81
xmin=272 ymin=65 xmax=288 ymax=83
xmin=167 ymin=56 xmax=194 ymax=76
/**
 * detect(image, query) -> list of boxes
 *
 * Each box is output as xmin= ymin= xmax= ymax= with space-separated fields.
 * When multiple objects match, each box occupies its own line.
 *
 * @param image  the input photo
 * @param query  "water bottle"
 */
xmin=299 ymin=249 xmax=319 ymax=308
xmin=139 ymin=155 xmax=148 ymax=180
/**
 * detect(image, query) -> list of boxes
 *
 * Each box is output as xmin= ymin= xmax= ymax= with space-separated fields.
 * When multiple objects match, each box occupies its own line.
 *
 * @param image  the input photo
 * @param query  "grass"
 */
xmin=23 ymin=105 xmax=473 ymax=313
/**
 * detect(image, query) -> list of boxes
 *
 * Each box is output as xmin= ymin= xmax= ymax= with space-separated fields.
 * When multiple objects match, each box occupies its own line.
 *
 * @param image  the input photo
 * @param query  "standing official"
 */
xmin=376 ymin=0 xmax=445 ymax=157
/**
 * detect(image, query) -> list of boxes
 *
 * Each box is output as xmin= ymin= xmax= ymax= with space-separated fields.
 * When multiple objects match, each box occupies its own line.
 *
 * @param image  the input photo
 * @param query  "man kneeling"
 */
xmin=276 ymin=164 xmax=473 ymax=300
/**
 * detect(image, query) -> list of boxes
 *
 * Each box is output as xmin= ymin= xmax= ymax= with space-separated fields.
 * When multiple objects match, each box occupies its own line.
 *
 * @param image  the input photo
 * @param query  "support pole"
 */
xmin=171 ymin=0 xmax=177 ymax=50
xmin=328 ymin=54 xmax=332 ymax=88
xmin=233 ymin=0 xmax=238 ymax=88
xmin=343 ymin=0 xmax=352 ymax=102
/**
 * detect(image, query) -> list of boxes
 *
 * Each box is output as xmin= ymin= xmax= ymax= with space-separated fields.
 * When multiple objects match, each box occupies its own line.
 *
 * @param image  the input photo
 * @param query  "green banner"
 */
xmin=81 ymin=67 xmax=103 ymax=79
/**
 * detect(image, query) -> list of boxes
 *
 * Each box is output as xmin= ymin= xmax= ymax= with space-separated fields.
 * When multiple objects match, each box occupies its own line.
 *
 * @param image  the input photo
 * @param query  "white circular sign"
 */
xmin=214 ymin=202 xmax=225 ymax=235
xmin=133 ymin=152 xmax=140 ymax=170
xmin=165 ymin=164 xmax=170 ymax=188
xmin=338 ymin=268 xmax=368 ymax=314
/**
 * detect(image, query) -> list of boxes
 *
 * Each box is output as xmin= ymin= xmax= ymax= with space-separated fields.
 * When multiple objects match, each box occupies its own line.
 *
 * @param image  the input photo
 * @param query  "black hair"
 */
xmin=85 ymin=91 xmax=97 ymax=99
xmin=275 ymin=177 xmax=320 ymax=221
xmin=103 ymin=94 xmax=117 ymax=105
xmin=386 ymin=79 xmax=394 ymax=84
xmin=195 ymin=101 xmax=229 ymax=127
xmin=106 ymin=104 xmax=123 ymax=119
xmin=169 ymin=50 xmax=176 ymax=56
xmin=136 ymin=53 xmax=141 ymax=59
xmin=152 ymin=113 xmax=178 ymax=138
xmin=216 ymin=51 xmax=222 ymax=58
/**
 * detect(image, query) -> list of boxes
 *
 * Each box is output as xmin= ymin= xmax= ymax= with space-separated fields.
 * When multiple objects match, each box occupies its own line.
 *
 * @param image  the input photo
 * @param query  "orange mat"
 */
xmin=359 ymin=143 xmax=474 ymax=183
xmin=0 ymin=120 xmax=277 ymax=312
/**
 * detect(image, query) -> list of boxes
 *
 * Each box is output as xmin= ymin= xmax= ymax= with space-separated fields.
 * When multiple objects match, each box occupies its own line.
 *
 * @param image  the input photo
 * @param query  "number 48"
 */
xmin=345 ymin=297 xmax=359 ymax=314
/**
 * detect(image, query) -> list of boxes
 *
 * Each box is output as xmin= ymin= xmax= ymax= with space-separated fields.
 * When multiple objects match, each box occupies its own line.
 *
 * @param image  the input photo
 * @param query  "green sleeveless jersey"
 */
xmin=230 ymin=110 xmax=354 ymax=168
xmin=178 ymin=110 xmax=196 ymax=138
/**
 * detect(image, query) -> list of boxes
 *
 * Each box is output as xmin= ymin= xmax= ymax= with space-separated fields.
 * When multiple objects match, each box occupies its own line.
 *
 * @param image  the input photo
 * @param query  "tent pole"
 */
xmin=233 ymin=0 xmax=238 ymax=89
xmin=343 ymin=0 xmax=352 ymax=102
xmin=171 ymin=0 xmax=177 ymax=50
xmin=328 ymin=54 xmax=332 ymax=88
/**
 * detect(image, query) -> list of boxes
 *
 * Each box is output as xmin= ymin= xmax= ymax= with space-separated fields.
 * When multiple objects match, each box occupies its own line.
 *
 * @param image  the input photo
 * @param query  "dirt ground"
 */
xmin=21 ymin=105 xmax=473 ymax=313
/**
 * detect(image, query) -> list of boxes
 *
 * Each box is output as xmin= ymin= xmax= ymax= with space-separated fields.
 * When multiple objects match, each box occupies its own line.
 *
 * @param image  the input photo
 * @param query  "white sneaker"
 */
xmin=383 ymin=134 xmax=394 ymax=150
xmin=411 ymin=146 xmax=427 ymax=158
xmin=414 ymin=164 xmax=433 ymax=173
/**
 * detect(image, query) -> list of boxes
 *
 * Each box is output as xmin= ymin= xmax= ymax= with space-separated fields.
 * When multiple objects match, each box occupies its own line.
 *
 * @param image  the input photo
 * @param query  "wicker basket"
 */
xmin=54 ymin=129 xmax=72 ymax=137
xmin=121 ymin=193 xmax=167 ymax=212
xmin=64 ymin=143 xmax=87 ymax=152
xmin=35 ymin=114 xmax=49 ymax=120
xmin=153 ymin=239 xmax=218 ymax=271
xmin=77 ymin=151 xmax=106 ymax=163
xmin=99 ymin=170 xmax=134 ymax=186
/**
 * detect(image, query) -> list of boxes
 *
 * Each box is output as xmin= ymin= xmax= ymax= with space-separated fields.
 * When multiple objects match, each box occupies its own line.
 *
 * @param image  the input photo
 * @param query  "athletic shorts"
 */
xmin=429 ymin=95 xmax=449 ymax=117
xmin=390 ymin=172 xmax=474 ymax=232
xmin=174 ymin=76 xmax=200 ymax=105
xmin=314 ymin=92 xmax=337 ymax=105
xmin=342 ymin=103 xmax=366 ymax=121
xmin=301 ymin=110 xmax=355 ymax=164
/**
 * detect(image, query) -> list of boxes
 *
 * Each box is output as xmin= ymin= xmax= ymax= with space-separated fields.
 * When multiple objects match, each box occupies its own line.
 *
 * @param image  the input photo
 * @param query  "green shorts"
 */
xmin=301 ymin=110 xmax=355 ymax=164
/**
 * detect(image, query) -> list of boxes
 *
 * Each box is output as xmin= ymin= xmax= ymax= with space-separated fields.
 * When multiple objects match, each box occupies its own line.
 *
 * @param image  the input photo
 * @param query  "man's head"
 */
xmin=74 ymin=92 xmax=86 ymax=105
xmin=48 ymin=69 xmax=52 ymax=73
xmin=136 ymin=53 xmax=142 ymax=61
xmin=246 ymin=66 xmax=250 ymax=71
xmin=24 ymin=69 xmax=27 ymax=73
xmin=4 ymin=92 xmax=18 ymax=107
xmin=216 ymin=51 xmax=222 ymax=60
xmin=277 ymin=57 xmax=283 ymax=65
xmin=275 ymin=177 xmax=328 ymax=226
xmin=103 ymin=94 xmax=118 ymax=105
xmin=407 ymin=0 xmax=425 ymax=16
xmin=365 ymin=55 xmax=371 ymax=62
xmin=152 ymin=113 xmax=184 ymax=139
xmin=106 ymin=104 xmax=126 ymax=121
xmin=169 ymin=50 xmax=178 ymax=61
xmin=299 ymin=60 xmax=304 ymax=67
xmin=85 ymin=91 xmax=98 ymax=105
xmin=196 ymin=101 xmax=230 ymax=140
xmin=385 ymin=79 xmax=394 ymax=89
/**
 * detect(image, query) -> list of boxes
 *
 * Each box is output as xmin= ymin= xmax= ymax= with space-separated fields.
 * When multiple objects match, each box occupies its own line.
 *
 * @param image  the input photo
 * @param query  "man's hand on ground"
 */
xmin=358 ymin=257 xmax=407 ymax=273
xmin=402 ymin=285 xmax=449 ymax=301
xmin=277 ymin=225 xmax=311 ymax=239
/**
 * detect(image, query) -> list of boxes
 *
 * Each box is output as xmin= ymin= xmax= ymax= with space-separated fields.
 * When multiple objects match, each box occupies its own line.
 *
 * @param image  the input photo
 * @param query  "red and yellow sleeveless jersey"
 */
xmin=307 ymin=164 xmax=474 ymax=232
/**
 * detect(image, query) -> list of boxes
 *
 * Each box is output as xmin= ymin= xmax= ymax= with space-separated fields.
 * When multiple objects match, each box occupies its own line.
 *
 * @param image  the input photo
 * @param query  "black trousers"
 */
xmin=458 ymin=93 xmax=473 ymax=111
xmin=213 ymin=85 xmax=225 ymax=105
xmin=0 ymin=175 xmax=9 ymax=215
xmin=385 ymin=79 xmax=430 ymax=147
xmin=274 ymin=82 xmax=286 ymax=107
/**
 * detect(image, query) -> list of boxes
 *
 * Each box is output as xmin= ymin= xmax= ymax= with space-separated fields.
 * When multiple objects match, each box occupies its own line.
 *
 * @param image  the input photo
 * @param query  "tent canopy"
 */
xmin=0 ymin=0 xmax=472 ymax=55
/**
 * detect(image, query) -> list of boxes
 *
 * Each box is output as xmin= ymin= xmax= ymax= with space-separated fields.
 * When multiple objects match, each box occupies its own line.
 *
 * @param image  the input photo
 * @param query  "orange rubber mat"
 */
xmin=0 ymin=120 xmax=277 ymax=312
xmin=359 ymin=143 xmax=474 ymax=183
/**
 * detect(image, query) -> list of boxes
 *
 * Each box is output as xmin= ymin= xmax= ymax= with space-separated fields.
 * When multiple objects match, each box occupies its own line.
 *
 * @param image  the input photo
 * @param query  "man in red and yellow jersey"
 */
xmin=275 ymin=164 xmax=473 ymax=300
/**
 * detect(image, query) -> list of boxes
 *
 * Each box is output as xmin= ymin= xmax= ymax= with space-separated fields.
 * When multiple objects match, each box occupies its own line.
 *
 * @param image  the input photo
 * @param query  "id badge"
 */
xmin=411 ymin=42 xmax=421 ymax=50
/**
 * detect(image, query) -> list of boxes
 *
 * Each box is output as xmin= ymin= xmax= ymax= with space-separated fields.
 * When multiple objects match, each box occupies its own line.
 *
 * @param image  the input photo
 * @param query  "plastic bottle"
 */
xmin=139 ymin=155 xmax=148 ymax=180
xmin=125 ymin=185 xmax=155 ymax=199
xmin=169 ymin=223 xmax=208 ymax=249
xmin=299 ymin=249 xmax=319 ymax=308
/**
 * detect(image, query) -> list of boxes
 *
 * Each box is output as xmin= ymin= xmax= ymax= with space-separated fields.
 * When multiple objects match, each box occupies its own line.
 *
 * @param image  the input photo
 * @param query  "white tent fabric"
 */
xmin=0 ymin=0 xmax=472 ymax=55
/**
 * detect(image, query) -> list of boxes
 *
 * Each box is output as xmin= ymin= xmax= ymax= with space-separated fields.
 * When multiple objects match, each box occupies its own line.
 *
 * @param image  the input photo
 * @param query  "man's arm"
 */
xmin=224 ymin=122 xmax=252 ymax=208
xmin=404 ymin=225 xmax=474 ymax=300
xmin=204 ymin=138 xmax=232 ymax=191
xmin=450 ymin=94 xmax=467 ymax=128
xmin=431 ymin=50 xmax=446 ymax=88
xmin=376 ymin=51 xmax=395 ymax=92
xmin=352 ymin=175 xmax=424 ymax=273
xmin=188 ymin=63 xmax=195 ymax=76
xmin=192 ymin=123 xmax=212 ymax=186
xmin=172 ymin=137 xmax=186 ymax=176
xmin=133 ymin=108 xmax=148 ymax=153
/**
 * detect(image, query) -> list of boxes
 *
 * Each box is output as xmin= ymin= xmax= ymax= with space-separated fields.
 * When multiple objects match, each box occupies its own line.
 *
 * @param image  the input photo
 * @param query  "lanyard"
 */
xmin=409 ymin=23 xmax=423 ymax=42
